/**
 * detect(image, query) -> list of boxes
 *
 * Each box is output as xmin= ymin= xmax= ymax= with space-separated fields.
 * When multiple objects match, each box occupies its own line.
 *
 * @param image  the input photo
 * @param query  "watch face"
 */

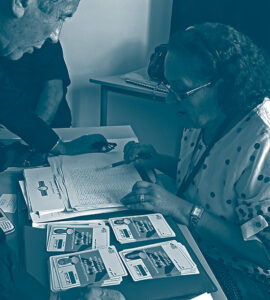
xmin=191 ymin=206 xmax=204 ymax=218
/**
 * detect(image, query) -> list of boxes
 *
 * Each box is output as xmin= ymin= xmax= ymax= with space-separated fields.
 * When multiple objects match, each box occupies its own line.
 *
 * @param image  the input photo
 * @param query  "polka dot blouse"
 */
xmin=176 ymin=98 xmax=270 ymax=286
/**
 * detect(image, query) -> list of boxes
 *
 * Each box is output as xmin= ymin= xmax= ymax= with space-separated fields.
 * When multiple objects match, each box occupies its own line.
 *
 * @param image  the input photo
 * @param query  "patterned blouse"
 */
xmin=176 ymin=98 xmax=270 ymax=286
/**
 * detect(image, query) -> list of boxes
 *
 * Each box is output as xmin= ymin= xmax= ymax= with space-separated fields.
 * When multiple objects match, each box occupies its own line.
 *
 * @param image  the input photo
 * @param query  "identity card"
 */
xmin=49 ymin=246 xmax=127 ymax=291
xmin=47 ymin=224 xmax=110 ymax=252
xmin=119 ymin=240 xmax=199 ymax=281
xmin=109 ymin=213 xmax=175 ymax=244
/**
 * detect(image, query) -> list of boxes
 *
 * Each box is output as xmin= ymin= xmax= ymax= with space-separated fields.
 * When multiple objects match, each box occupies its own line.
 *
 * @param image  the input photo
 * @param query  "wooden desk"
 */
xmin=0 ymin=126 xmax=226 ymax=300
xmin=89 ymin=74 xmax=167 ymax=126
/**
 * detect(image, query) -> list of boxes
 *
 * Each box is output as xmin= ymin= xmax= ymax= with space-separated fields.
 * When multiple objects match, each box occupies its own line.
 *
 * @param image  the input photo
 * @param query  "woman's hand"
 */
xmin=123 ymin=141 xmax=159 ymax=169
xmin=52 ymin=134 xmax=108 ymax=155
xmin=121 ymin=181 xmax=192 ymax=225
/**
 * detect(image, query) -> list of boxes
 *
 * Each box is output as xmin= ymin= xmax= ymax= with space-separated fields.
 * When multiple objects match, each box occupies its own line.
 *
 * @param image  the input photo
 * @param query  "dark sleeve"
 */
xmin=32 ymin=41 xmax=70 ymax=87
xmin=0 ymin=68 xmax=59 ymax=152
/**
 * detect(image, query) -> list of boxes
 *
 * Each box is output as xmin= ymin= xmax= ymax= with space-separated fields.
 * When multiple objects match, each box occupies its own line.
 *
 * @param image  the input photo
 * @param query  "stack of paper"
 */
xmin=47 ymin=220 xmax=128 ymax=292
xmin=119 ymin=240 xmax=199 ymax=281
xmin=109 ymin=213 xmax=176 ymax=243
xmin=49 ymin=246 xmax=127 ymax=292
xmin=47 ymin=214 xmax=199 ymax=293
xmin=21 ymin=138 xmax=142 ymax=223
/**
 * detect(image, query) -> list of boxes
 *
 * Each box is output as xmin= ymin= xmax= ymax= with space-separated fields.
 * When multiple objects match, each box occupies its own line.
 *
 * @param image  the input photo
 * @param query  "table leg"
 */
xmin=100 ymin=85 xmax=108 ymax=126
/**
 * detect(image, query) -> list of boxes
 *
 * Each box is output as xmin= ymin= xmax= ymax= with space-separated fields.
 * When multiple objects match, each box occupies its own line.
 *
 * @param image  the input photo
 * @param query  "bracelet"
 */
xmin=189 ymin=205 xmax=204 ymax=229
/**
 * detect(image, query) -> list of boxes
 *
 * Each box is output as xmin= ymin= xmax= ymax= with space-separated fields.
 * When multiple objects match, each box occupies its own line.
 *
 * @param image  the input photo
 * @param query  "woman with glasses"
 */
xmin=121 ymin=23 xmax=270 ymax=299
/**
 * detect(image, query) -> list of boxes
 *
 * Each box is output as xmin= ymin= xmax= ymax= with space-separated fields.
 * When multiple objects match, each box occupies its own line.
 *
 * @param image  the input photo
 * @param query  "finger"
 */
xmin=123 ymin=141 xmax=136 ymax=154
xmin=131 ymin=186 xmax=151 ymax=195
xmin=123 ymin=141 xmax=138 ymax=158
xmin=133 ymin=181 xmax=152 ymax=189
xmin=121 ymin=193 xmax=151 ymax=205
xmin=126 ymin=202 xmax=154 ymax=212
xmin=124 ymin=144 xmax=141 ymax=162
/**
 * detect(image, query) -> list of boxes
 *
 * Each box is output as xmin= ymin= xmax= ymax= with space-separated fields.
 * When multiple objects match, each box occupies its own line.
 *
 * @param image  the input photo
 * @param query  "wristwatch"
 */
xmin=189 ymin=205 xmax=205 ymax=229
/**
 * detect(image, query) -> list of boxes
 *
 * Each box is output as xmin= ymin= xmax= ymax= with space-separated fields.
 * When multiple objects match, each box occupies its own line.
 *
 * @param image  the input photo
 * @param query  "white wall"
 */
xmin=61 ymin=0 xmax=181 ymax=156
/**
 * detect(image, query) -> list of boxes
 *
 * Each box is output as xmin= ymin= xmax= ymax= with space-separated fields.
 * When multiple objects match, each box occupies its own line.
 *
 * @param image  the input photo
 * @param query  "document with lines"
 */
xmin=20 ymin=126 xmax=143 ymax=223
xmin=48 ymin=138 xmax=141 ymax=211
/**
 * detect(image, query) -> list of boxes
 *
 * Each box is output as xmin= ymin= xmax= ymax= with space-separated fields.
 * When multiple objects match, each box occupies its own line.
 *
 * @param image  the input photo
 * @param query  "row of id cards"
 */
xmin=47 ymin=214 xmax=199 ymax=292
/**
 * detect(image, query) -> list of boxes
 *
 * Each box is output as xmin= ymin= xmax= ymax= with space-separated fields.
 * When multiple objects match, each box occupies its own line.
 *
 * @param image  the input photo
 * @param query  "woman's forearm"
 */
xmin=154 ymin=154 xmax=178 ymax=178
xmin=168 ymin=196 xmax=270 ymax=269
xmin=196 ymin=209 xmax=270 ymax=269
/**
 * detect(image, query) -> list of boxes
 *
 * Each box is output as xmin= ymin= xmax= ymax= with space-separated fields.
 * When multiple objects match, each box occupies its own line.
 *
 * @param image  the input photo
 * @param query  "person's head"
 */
xmin=165 ymin=23 xmax=270 ymax=128
xmin=0 ymin=0 xmax=80 ymax=60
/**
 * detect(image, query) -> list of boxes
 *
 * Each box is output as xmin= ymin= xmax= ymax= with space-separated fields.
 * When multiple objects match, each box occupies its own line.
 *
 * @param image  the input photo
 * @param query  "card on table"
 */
xmin=49 ymin=246 xmax=127 ymax=291
xmin=47 ymin=224 xmax=110 ymax=252
xmin=49 ymin=259 xmax=123 ymax=292
xmin=109 ymin=213 xmax=175 ymax=244
xmin=119 ymin=240 xmax=199 ymax=282
xmin=46 ymin=221 xmax=106 ymax=243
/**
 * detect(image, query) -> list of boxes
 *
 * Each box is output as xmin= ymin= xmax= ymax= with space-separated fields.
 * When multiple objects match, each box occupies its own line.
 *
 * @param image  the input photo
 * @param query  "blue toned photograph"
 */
xmin=0 ymin=1 xmax=270 ymax=300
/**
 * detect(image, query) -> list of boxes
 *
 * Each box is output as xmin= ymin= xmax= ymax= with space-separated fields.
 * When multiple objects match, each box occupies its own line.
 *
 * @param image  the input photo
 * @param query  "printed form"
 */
xmin=49 ymin=138 xmax=141 ymax=211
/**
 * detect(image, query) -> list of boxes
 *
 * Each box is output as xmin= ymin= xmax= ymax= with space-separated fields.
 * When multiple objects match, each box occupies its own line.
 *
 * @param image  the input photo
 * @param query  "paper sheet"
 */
xmin=49 ymin=138 xmax=141 ymax=211
xmin=65 ymin=163 xmax=141 ymax=209
xmin=0 ymin=194 xmax=17 ymax=213
xmin=190 ymin=293 xmax=213 ymax=300
xmin=23 ymin=167 xmax=65 ymax=214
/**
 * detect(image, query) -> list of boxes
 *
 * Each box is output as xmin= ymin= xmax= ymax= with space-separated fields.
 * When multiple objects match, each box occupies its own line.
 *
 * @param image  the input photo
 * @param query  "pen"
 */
xmin=105 ymin=152 xmax=152 ymax=169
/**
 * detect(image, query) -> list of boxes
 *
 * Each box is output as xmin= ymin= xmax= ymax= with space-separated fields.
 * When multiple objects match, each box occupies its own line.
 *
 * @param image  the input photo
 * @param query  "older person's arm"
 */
xmin=194 ymin=209 xmax=270 ymax=269
xmin=172 ymin=196 xmax=270 ymax=269
xmin=35 ymin=79 xmax=64 ymax=126
xmin=121 ymin=181 xmax=270 ymax=270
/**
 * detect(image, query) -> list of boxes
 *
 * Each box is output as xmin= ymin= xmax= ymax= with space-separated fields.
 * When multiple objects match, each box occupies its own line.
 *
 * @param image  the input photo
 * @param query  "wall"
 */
xmin=61 ymin=0 xmax=180 ymax=156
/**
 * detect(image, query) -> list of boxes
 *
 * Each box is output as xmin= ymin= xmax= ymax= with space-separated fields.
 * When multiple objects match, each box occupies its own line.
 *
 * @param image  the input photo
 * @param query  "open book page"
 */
xmin=23 ymin=167 xmax=65 ymax=214
xmin=49 ymin=138 xmax=140 ymax=211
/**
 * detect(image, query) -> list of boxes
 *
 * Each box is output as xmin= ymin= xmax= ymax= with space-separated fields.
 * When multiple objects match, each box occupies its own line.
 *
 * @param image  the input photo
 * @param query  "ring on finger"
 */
xmin=138 ymin=194 xmax=145 ymax=203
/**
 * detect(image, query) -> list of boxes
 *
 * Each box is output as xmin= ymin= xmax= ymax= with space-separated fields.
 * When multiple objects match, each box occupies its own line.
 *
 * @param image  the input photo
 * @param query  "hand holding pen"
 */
xmin=121 ymin=141 xmax=158 ymax=169
xmin=106 ymin=151 xmax=153 ymax=169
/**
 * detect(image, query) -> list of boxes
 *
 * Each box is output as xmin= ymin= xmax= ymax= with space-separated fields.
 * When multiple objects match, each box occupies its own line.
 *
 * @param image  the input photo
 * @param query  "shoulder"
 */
xmin=254 ymin=97 xmax=270 ymax=128
xmin=34 ymin=41 xmax=63 ymax=58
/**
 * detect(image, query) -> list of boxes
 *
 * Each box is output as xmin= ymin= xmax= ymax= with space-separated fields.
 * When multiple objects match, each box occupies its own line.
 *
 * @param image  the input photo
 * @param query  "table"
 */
xmin=89 ymin=72 xmax=167 ymax=126
xmin=0 ymin=126 xmax=226 ymax=300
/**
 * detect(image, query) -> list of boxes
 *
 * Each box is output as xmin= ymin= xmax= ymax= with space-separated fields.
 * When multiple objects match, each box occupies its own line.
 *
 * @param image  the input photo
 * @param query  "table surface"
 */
xmin=0 ymin=126 xmax=227 ymax=300
xmin=89 ymin=73 xmax=167 ymax=99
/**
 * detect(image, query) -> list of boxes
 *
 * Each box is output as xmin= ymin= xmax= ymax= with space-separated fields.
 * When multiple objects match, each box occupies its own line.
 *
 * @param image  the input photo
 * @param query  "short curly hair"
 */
xmin=168 ymin=23 xmax=270 ymax=115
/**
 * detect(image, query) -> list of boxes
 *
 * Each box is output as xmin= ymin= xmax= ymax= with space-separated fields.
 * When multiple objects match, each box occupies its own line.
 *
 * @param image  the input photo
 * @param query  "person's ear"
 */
xmin=11 ymin=0 xmax=29 ymax=18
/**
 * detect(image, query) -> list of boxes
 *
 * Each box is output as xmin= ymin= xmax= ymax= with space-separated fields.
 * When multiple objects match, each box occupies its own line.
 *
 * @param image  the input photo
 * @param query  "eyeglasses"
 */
xmin=165 ymin=81 xmax=214 ymax=103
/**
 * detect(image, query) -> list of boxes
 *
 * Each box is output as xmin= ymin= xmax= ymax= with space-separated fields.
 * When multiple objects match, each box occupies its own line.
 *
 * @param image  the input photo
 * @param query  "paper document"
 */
xmin=23 ymin=167 xmax=64 ymax=214
xmin=190 ymin=293 xmax=213 ymax=300
xmin=49 ymin=138 xmax=141 ymax=211
xmin=0 ymin=194 xmax=17 ymax=213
